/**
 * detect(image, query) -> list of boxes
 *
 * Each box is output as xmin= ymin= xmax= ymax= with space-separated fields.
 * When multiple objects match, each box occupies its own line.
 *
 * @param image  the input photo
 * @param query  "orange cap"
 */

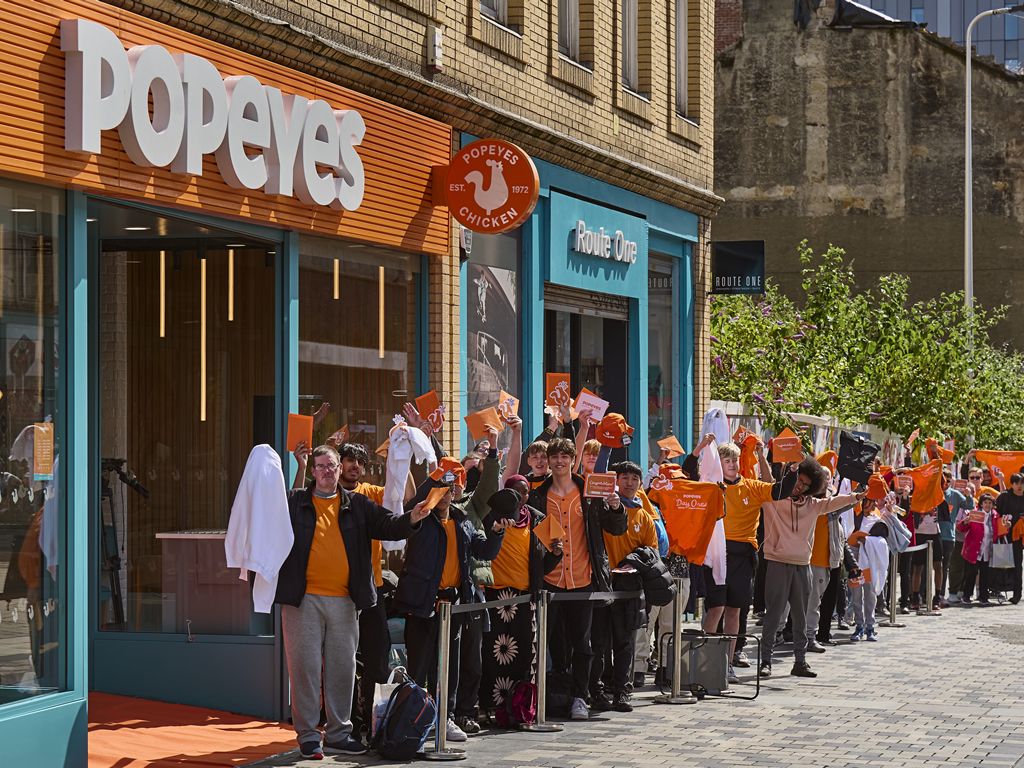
xmin=816 ymin=450 xmax=838 ymax=475
xmin=866 ymin=473 xmax=889 ymax=501
xmin=596 ymin=413 xmax=634 ymax=448
xmin=430 ymin=457 xmax=467 ymax=488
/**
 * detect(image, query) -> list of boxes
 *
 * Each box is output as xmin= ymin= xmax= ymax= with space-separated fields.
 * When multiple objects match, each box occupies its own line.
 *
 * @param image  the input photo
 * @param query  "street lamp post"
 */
xmin=965 ymin=4 xmax=1024 ymax=354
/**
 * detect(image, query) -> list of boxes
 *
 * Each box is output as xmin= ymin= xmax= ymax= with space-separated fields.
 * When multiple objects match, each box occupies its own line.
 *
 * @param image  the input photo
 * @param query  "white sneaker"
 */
xmin=946 ymin=593 xmax=961 ymax=605
xmin=570 ymin=697 xmax=589 ymax=720
xmin=727 ymin=664 xmax=740 ymax=684
xmin=445 ymin=718 xmax=467 ymax=742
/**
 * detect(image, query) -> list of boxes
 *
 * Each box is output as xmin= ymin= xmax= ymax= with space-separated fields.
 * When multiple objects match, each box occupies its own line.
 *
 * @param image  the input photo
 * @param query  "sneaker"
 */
xmin=324 ymin=737 xmax=367 ymax=756
xmin=962 ymin=595 xmax=973 ymax=605
xmin=865 ymin=628 xmax=878 ymax=642
xmin=612 ymin=693 xmax=633 ymax=712
xmin=931 ymin=596 xmax=941 ymax=610
xmin=790 ymin=661 xmax=817 ymax=678
xmin=445 ymin=718 xmax=468 ymax=742
xmin=633 ymin=671 xmax=646 ymax=688
xmin=1011 ymin=596 xmax=1021 ymax=605
xmin=570 ymin=697 xmax=589 ymax=720
xmin=758 ymin=663 xmax=772 ymax=678
xmin=299 ymin=740 xmax=324 ymax=760
xmin=590 ymin=691 xmax=613 ymax=711
xmin=836 ymin=619 xmax=850 ymax=631
xmin=732 ymin=650 xmax=751 ymax=668
xmin=454 ymin=715 xmax=480 ymax=735
xmin=978 ymin=598 xmax=992 ymax=606
xmin=946 ymin=592 xmax=962 ymax=605
xmin=806 ymin=640 xmax=827 ymax=654
xmin=727 ymin=664 xmax=740 ymax=684
xmin=899 ymin=604 xmax=911 ymax=615
xmin=849 ymin=626 xmax=864 ymax=642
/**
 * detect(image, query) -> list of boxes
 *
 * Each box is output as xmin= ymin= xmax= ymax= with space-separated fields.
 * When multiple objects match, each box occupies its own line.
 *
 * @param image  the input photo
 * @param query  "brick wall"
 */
xmin=715 ymin=0 xmax=743 ymax=53
xmin=104 ymin=0 xmax=720 ymax=436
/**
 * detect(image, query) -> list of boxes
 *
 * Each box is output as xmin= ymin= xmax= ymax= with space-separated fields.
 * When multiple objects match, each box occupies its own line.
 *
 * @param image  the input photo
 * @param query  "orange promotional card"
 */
xmin=287 ymin=413 xmax=314 ymax=452
xmin=533 ymin=513 xmax=566 ymax=551
xmin=415 ymin=390 xmax=445 ymax=432
xmin=464 ymin=407 xmax=505 ymax=441
xmin=33 ymin=422 xmax=54 ymax=481
xmin=497 ymin=390 xmax=520 ymax=421
xmin=771 ymin=428 xmax=803 ymax=463
xmin=545 ymin=373 xmax=572 ymax=408
xmin=584 ymin=472 xmax=617 ymax=498
xmin=375 ymin=439 xmax=390 ymax=457
xmin=423 ymin=485 xmax=452 ymax=511
xmin=657 ymin=434 xmax=686 ymax=459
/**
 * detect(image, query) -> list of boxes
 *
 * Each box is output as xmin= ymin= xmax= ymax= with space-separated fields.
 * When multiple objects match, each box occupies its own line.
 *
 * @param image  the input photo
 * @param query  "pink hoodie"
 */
xmin=761 ymin=494 xmax=858 ymax=566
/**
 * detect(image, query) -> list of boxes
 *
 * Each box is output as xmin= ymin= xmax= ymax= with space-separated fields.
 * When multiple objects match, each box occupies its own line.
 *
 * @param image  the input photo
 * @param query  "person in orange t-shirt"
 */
xmin=700 ymin=440 xmax=806 ymax=680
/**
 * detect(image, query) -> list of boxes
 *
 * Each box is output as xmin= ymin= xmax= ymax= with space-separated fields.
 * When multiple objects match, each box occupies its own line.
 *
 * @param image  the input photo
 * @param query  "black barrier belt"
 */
xmin=450 ymin=593 xmax=534 ymax=615
xmin=549 ymin=590 xmax=644 ymax=602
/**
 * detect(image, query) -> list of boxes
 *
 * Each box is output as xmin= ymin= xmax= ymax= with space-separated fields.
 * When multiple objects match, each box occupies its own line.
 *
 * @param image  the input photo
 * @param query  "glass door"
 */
xmin=89 ymin=199 xmax=283 ymax=717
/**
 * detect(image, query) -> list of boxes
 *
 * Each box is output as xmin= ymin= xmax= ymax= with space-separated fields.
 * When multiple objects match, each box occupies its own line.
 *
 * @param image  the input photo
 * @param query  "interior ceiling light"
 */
xmin=333 ymin=258 xmax=340 ymax=301
xmin=228 ymin=248 xmax=235 ymax=322
xmin=10 ymin=208 xmax=34 ymax=214
xmin=124 ymin=226 xmax=150 ymax=231
xmin=378 ymin=266 xmax=385 ymax=359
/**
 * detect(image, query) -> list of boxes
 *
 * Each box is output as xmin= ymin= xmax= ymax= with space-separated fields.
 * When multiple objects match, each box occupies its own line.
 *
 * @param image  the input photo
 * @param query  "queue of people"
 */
xmin=247 ymin=402 xmax=1024 ymax=760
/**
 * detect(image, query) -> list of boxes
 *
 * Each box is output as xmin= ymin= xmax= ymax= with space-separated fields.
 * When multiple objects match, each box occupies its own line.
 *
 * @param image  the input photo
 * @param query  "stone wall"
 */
xmin=715 ymin=0 xmax=1024 ymax=347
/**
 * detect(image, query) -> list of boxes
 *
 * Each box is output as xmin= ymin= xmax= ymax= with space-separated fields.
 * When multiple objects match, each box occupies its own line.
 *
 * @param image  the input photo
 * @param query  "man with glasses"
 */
xmin=996 ymin=473 xmax=1024 ymax=604
xmin=276 ymin=444 xmax=431 ymax=760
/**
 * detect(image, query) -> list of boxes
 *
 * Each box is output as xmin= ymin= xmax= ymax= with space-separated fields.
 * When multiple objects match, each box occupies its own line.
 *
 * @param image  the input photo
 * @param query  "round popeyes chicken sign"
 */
xmin=447 ymin=139 xmax=540 ymax=234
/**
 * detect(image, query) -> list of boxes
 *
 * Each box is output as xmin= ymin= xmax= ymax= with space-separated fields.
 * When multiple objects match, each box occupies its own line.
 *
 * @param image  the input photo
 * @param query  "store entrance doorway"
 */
xmin=543 ymin=286 xmax=629 ymax=439
xmin=87 ymin=198 xmax=284 ymax=719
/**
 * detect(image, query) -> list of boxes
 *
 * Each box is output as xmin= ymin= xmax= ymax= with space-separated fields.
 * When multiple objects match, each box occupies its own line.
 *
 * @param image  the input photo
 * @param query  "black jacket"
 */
xmin=394 ymin=506 xmax=504 ymax=618
xmin=274 ymin=484 xmax=417 ymax=610
xmin=523 ymin=505 xmax=565 ymax=593
xmin=527 ymin=475 xmax=627 ymax=592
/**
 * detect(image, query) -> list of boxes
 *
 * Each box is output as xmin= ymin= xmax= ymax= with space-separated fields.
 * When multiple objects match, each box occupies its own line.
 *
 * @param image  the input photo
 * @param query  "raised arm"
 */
xmin=502 ymin=416 xmax=524 ymax=485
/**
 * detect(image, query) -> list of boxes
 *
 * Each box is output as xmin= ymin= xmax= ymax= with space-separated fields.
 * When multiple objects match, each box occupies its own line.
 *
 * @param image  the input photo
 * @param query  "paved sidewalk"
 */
xmin=251 ymin=603 xmax=1024 ymax=768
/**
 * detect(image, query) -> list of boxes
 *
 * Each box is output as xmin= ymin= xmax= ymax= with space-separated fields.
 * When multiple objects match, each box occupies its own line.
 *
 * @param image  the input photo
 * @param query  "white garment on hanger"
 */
xmin=701 ymin=407 xmax=731 ymax=447
xmin=704 ymin=518 xmax=727 ymax=585
xmin=698 ymin=408 xmax=729 ymax=484
xmin=225 ymin=445 xmax=292 ymax=613
xmin=382 ymin=424 xmax=435 ymax=551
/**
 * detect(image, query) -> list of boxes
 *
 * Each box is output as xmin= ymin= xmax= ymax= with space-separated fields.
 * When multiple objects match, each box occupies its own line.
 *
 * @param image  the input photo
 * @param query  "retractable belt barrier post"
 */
xmin=653 ymin=577 xmax=697 ymax=705
xmin=423 ymin=601 xmax=465 ymax=761
xmin=918 ymin=540 xmax=942 ymax=616
xmin=519 ymin=591 xmax=562 ymax=732
xmin=878 ymin=550 xmax=904 ymax=628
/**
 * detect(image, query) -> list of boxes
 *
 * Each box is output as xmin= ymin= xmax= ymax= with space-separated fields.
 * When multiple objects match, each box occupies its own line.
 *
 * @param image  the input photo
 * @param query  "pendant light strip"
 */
xmin=200 ymin=257 xmax=207 ymax=423
xmin=159 ymin=250 xmax=166 ymax=338
xmin=378 ymin=265 xmax=385 ymax=359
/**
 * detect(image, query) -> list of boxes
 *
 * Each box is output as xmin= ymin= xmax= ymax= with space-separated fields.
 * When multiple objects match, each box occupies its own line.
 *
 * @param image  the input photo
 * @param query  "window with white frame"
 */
xmin=559 ymin=0 xmax=580 ymax=60
xmin=623 ymin=0 xmax=638 ymax=91
xmin=481 ymin=0 xmax=509 ymax=26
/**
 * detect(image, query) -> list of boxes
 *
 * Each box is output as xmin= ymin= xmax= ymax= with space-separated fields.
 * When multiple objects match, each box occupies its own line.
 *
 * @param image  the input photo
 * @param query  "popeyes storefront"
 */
xmin=0 ymin=1 xmax=452 ymax=762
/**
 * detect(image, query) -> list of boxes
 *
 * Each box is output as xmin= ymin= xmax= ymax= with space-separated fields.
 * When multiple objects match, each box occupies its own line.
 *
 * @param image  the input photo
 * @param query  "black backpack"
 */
xmin=371 ymin=679 xmax=436 ymax=760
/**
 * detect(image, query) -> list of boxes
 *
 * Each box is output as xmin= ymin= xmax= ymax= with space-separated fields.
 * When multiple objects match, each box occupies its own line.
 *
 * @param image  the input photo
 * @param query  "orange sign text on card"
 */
xmin=584 ymin=472 xmax=617 ymax=498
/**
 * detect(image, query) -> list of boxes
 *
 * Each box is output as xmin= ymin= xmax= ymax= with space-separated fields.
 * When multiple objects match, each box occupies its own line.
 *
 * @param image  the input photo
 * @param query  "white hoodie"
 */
xmin=225 ymin=445 xmax=293 ymax=613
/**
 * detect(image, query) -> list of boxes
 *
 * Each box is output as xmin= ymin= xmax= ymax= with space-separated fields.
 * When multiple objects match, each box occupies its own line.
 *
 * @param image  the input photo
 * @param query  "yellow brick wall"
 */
xmin=105 ymin=0 xmax=719 ymax=436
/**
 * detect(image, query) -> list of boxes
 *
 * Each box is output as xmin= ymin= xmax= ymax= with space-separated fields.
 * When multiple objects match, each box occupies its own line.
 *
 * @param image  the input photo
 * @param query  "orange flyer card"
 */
xmin=584 ymin=472 xmax=617 ymax=498
xmin=423 ymin=485 xmax=451 ymax=511
xmin=545 ymin=373 xmax=572 ymax=408
xmin=33 ymin=422 xmax=54 ymax=480
xmin=771 ymin=428 xmax=803 ymax=463
xmin=968 ymin=510 xmax=987 ymax=524
xmin=287 ymin=413 xmax=314 ymax=452
xmin=497 ymin=390 xmax=520 ymax=421
xmin=464 ymin=407 xmax=504 ymax=441
xmin=533 ymin=513 xmax=565 ymax=551
xmin=657 ymin=434 xmax=686 ymax=459
xmin=375 ymin=439 xmax=390 ymax=457
xmin=415 ymin=390 xmax=445 ymax=432
xmin=895 ymin=475 xmax=913 ymax=491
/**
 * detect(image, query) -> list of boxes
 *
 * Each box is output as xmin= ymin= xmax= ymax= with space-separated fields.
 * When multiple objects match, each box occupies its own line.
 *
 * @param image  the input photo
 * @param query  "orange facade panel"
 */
xmin=0 ymin=0 xmax=453 ymax=256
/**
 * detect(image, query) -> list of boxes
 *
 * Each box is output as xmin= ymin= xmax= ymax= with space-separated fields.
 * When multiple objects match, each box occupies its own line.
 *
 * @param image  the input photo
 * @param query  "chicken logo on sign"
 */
xmin=447 ymin=139 xmax=540 ymax=234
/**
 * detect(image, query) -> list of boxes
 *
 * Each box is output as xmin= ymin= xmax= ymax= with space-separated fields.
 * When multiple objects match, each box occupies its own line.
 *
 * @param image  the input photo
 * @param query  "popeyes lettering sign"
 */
xmin=60 ymin=19 xmax=366 ymax=210
xmin=447 ymin=139 xmax=539 ymax=234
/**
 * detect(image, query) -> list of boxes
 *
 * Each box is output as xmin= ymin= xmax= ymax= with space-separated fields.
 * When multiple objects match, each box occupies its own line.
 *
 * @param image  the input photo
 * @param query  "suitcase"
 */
xmin=655 ymin=630 xmax=731 ymax=695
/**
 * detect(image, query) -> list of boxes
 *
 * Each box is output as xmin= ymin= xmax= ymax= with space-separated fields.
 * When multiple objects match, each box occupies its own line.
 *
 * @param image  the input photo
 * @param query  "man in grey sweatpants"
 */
xmin=757 ymin=458 xmax=861 ymax=680
xmin=275 ymin=444 xmax=429 ymax=759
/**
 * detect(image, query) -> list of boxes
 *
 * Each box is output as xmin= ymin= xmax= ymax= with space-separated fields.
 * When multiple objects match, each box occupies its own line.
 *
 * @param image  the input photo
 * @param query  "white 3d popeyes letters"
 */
xmin=60 ymin=18 xmax=366 ymax=211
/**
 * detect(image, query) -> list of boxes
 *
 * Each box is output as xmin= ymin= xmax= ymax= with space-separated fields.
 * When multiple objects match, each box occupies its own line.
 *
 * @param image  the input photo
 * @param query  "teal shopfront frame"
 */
xmin=0 ymin=189 xmax=432 ymax=765
xmin=460 ymin=134 xmax=699 ymax=466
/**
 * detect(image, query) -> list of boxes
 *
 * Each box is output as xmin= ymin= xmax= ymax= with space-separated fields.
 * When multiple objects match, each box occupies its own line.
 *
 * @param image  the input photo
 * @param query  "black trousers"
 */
xmin=897 ymin=552 xmax=912 ymax=605
xmin=547 ymin=584 xmax=594 ymax=700
xmin=817 ymin=566 xmax=842 ymax=642
xmin=1012 ymin=541 xmax=1023 ymax=600
xmin=589 ymin=599 xmax=639 ymax=697
xmin=353 ymin=599 xmax=392 ymax=738
xmin=455 ymin=610 xmax=484 ymax=718
xmin=406 ymin=611 xmax=462 ymax=713
xmin=961 ymin=559 xmax=990 ymax=601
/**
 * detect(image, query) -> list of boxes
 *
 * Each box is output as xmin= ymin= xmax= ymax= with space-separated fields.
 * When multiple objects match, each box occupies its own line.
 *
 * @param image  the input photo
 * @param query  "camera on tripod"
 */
xmin=101 ymin=457 xmax=149 ymax=499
